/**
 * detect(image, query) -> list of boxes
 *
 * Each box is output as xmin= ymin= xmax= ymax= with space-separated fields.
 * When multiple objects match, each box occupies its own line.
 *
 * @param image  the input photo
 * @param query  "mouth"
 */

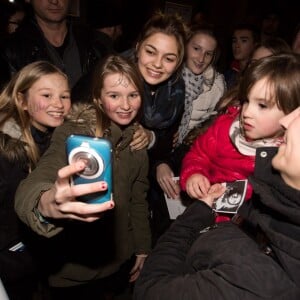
xmin=117 ymin=112 xmax=133 ymax=118
xmin=193 ymin=61 xmax=204 ymax=69
xmin=146 ymin=68 xmax=163 ymax=79
xmin=48 ymin=111 xmax=64 ymax=118
xmin=243 ymin=122 xmax=253 ymax=131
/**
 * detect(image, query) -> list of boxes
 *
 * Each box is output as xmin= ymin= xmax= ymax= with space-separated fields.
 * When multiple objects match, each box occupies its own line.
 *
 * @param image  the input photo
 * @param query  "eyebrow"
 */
xmin=145 ymin=44 xmax=178 ymax=57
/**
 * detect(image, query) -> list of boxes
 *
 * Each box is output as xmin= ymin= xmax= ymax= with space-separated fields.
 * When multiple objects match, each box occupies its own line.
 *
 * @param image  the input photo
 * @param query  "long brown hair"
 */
xmin=135 ymin=10 xmax=188 ymax=79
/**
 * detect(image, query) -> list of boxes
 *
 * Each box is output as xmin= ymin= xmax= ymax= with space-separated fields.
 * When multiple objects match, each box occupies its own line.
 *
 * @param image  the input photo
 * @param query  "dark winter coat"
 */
xmin=134 ymin=147 xmax=300 ymax=299
xmin=0 ymin=16 xmax=113 ymax=88
xmin=0 ymin=118 xmax=52 ymax=286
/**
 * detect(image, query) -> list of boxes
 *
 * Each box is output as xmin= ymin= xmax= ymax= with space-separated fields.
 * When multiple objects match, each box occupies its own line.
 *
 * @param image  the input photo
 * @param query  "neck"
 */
xmin=281 ymin=173 xmax=300 ymax=191
xmin=239 ymin=59 xmax=249 ymax=71
xmin=36 ymin=16 xmax=68 ymax=47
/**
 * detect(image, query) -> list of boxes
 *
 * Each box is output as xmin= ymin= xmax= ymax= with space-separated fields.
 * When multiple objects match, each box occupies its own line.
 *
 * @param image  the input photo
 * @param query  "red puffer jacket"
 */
xmin=180 ymin=106 xmax=254 ymax=221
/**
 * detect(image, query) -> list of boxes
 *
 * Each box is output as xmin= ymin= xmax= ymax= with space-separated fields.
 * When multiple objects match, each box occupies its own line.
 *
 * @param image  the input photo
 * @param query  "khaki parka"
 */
xmin=14 ymin=103 xmax=151 ymax=287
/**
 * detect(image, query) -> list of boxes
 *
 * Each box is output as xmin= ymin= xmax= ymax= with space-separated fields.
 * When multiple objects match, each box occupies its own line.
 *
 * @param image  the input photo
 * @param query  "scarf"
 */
xmin=178 ymin=66 xmax=204 ymax=143
xmin=229 ymin=117 xmax=283 ymax=155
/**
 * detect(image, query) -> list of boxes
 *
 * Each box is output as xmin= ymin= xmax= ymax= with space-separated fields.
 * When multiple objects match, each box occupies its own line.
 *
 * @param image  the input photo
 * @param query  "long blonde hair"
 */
xmin=0 ymin=61 xmax=68 ymax=167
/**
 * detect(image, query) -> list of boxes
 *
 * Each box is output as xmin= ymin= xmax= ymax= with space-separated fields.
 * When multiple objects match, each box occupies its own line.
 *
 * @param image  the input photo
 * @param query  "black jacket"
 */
xmin=0 ymin=119 xmax=52 ymax=286
xmin=0 ymin=16 xmax=113 ymax=88
xmin=134 ymin=147 xmax=300 ymax=299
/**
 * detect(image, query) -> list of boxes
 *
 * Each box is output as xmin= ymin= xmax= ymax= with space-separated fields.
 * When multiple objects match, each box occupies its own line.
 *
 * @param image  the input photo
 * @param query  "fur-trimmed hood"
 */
xmin=0 ymin=118 xmax=27 ymax=164
xmin=65 ymin=102 xmax=136 ymax=151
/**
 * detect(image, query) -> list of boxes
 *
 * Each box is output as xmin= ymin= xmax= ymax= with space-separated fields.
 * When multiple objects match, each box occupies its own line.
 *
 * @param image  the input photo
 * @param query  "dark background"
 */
xmin=80 ymin=0 xmax=299 ymax=70
xmin=80 ymin=0 xmax=299 ymax=43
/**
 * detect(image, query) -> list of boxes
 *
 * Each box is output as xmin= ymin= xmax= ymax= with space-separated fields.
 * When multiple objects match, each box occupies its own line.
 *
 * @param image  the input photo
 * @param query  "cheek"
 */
xmin=165 ymin=62 xmax=177 ymax=74
xmin=27 ymin=100 xmax=48 ymax=115
xmin=132 ymin=100 xmax=142 ymax=110
xmin=101 ymin=102 xmax=117 ymax=115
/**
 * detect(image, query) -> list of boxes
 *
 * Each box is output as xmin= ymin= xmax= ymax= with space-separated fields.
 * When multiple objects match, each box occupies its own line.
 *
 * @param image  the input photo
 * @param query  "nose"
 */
xmin=279 ymin=107 xmax=300 ymax=129
xmin=52 ymin=96 xmax=64 ymax=108
xmin=200 ymin=52 xmax=206 ymax=62
xmin=152 ymin=55 xmax=162 ymax=69
xmin=121 ymin=97 xmax=130 ymax=110
xmin=242 ymin=102 xmax=251 ymax=118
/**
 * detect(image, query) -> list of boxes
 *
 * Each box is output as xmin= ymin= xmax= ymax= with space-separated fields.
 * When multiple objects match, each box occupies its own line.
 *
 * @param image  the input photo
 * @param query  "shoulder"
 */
xmin=0 ymin=118 xmax=27 ymax=164
xmin=214 ymin=105 xmax=240 ymax=124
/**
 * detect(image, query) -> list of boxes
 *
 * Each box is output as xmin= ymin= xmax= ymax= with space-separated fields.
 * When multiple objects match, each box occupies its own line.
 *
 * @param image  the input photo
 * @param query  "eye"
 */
xmin=145 ymin=49 xmax=155 ymax=55
xmin=110 ymin=94 xmax=118 ymax=99
xmin=61 ymin=94 xmax=70 ymax=100
xmin=43 ymin=93 xmax=51 ymax=98
xmin=258 ymin=102 xmax=268 ymax=109
xmin=129 ymin=92 xmax=140 ymax=99
xmin=165 ymin=56 xmax=176 ymax=63
xmin=206 ymin=52 xmax=214 ymax=58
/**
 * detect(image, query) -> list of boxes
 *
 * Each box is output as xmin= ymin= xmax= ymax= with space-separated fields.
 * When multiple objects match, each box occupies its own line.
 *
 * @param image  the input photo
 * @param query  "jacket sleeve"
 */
xmin=133 ymin=201 xmax=293 ymax=300
xmin=130 ymin=149 xmax=152 ymax=254
xmin=180 ymin=116 xmax=220 ymax=190
xmin=133 ymin=201 xmax=217 ymax=299
xmin=14 ymin=124 xmax=75 ymax=238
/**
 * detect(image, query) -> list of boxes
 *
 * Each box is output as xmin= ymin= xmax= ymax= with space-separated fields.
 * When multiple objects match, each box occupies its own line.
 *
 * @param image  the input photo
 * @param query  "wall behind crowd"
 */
xmin=80 ymin=0 xmax=299 ymax=69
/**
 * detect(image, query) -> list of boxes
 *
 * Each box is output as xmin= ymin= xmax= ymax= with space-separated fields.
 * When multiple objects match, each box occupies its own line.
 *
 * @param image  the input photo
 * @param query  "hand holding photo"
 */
xmin=212 ymin=180 xmax=247 ymax=214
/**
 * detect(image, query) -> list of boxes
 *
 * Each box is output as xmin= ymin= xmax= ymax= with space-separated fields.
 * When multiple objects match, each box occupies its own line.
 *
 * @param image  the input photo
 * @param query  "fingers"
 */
xmin=130 ymin=125 xmax=149 ymax=151
xmin=208 ymin=184 xmax=226 ymax=199
xmin=158 ymin=178 xmax=180 ymax=199
xmin=186 ymin=174 xmax=211 ymax=199
xmin=57 ymin=160 xmax=86 ymax=182
xmin=57 ymin=200 xmax=115 ymax=222
xmin=129 ymin=256 xmax=146 ymax=282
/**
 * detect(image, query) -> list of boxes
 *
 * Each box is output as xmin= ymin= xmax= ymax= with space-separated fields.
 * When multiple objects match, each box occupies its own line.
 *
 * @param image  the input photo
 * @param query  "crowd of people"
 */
xmin=0 ymin=0 xmax=299 ymax=299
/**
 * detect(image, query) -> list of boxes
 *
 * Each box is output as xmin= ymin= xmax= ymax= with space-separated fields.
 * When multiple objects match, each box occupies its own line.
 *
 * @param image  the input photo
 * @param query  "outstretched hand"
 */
xmin=201 ymin=183 xmax=226 ymax=207
xmin=38 ymin=160 xmax=115 ymax=222
xmin=186 ymin=173 xmax=211 ymax=199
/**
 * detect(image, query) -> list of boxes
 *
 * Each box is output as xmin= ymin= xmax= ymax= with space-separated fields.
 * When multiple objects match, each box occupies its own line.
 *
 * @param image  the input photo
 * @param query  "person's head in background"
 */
xmin=91 ymin=55 xmax=143 ymax=135
xmin=260 ymin=11 xmax=281 ymax=42
xmin=190 ymin=5 xmax=210 ymax=27
xmin=238 ymin=53 xmax=300 ymax=141
xmin=185 ymin=24 xmax=220 ymax=75
xmin=29 ymin=0 xmax=70 ymax=24
xmin=135 ymin=11 xmax=188 ymax=86
xmin=231 ymin=23 xmax=260 ymax=71
xmin=0 ymin=1 xmax=27 ymax=35
xmin=251 ymin=37 xmax=291 ymax=62
xmin=88 ymin=1 xmax=123 ymax=43
xmin=292 ymin=23 xmax=300 ymax=54
xmin=0 ymin=60 xmax=71 ymax=166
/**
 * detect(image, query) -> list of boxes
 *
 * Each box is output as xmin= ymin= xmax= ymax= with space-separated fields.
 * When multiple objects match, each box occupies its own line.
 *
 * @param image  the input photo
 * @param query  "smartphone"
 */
xmin=66 ymin=134 xmax=113 ymax=204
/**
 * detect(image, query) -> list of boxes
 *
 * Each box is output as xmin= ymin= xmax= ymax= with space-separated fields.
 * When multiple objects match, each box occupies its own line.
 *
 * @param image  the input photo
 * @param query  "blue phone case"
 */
xmin=66 ymin=135 xmax=113 ymax=204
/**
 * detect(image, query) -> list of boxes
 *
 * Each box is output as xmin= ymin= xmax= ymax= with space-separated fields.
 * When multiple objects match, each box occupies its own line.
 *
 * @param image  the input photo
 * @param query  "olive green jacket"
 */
xmin=15 ymin=104 xmax=151 ymax=287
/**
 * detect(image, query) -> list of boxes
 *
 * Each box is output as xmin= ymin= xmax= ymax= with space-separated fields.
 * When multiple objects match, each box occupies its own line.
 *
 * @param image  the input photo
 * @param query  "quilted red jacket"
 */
xmin=180 ymin=106 xmax=254 ymax=221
